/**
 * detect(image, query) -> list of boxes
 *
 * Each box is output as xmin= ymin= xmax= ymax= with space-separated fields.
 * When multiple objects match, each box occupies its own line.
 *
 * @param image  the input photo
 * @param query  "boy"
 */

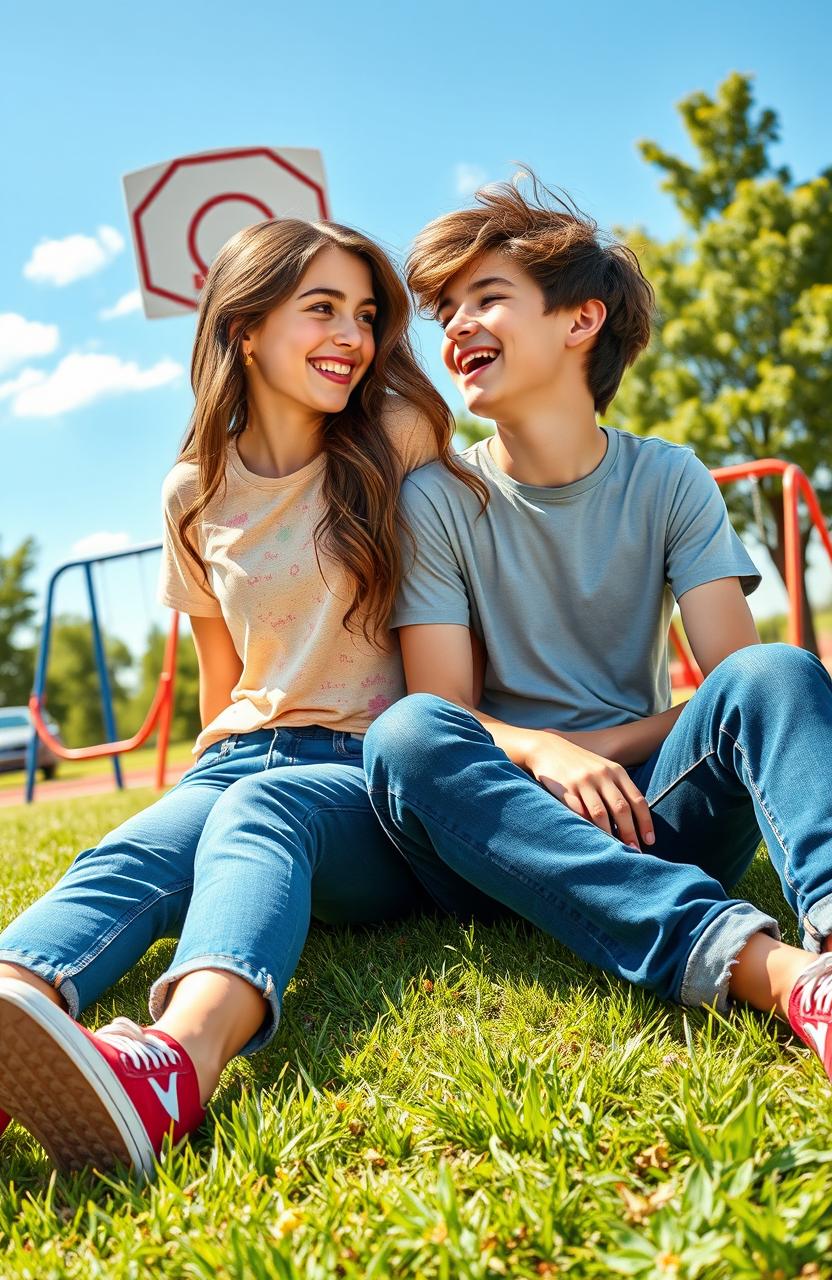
xmin=363 ymin=175 xmax=832 ymax=1079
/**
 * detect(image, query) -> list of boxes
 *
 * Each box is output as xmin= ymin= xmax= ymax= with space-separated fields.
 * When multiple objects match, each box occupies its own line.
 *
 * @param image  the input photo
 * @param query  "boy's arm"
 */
xmin=560 ymin=577 xmax=760 ymax=766
xmin=399 ymin=623 xmax=655 ymax=849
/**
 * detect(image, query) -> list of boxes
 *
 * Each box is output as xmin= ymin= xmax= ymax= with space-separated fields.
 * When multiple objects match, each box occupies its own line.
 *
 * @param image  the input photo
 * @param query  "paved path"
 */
xmin=0 ymin=763 xmax=189 ymax=809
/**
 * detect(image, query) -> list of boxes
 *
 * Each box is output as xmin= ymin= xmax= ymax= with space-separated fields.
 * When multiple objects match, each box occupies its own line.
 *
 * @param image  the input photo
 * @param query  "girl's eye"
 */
xmin=480 ymin=295 xmax=504 ymax=307
xmin=309 ymin=302 xmax=333 ymax=315
xmin=358 ymin=311 xmax=376 ymax=326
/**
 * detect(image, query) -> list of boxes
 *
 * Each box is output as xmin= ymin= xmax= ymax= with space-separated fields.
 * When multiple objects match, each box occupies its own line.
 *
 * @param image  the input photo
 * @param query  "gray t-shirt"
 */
xmin=392 ymin=427 xmax=761 ymax=731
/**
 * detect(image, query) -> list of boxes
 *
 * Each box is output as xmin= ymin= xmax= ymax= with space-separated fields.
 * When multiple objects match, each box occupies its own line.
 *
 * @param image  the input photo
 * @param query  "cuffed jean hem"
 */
xmin=0 ymin=949 xmax=81 ymax=1019
xmin=679 ymin=904 xmax=780 ymax=1011
xmin=801 ymin=892 xmax=832 ymax=954
xmin=148 ymin=956 xmax=280 ymax=1056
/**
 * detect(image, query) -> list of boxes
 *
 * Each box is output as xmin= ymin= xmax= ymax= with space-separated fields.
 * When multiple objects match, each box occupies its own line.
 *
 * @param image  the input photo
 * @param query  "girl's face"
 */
xmin=246 ymin=245 xmax=377 ymax=416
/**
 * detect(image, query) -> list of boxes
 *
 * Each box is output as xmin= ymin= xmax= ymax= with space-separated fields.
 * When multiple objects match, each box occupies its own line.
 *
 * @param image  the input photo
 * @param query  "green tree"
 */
xmin=610 ymin=72 xmax=832 ymax=653
xmin=126 ymin=623 xmax=201 ymax=745
xmin=0 ymin=537 xmax=38 ymax=706
xmin=44 ymin=616 xmax=133 ymax=747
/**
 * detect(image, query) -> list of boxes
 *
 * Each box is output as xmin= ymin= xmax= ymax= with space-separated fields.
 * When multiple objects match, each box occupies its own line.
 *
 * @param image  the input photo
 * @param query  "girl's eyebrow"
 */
xmin=437 ymin=276 xmax=514 ymax=314
xmin=297 ymin=286 xmax=377 ymax=306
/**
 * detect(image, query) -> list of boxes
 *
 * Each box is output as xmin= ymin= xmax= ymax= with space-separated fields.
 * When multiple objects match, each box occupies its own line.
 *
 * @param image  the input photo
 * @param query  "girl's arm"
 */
xmin=189 ymin=614 xmax=244 ymax=729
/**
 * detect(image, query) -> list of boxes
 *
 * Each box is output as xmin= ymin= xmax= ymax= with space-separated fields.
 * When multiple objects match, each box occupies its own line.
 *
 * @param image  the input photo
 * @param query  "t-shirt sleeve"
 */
xmin=390 ymin=475 xmax=471 ymax=629
xmin=382 ymin=396 xmax=441 ymax=474
xmin=665 ymin=451 xmax=761 ymax=601
xmin=158 ymin=466 xmax=223 ymax=617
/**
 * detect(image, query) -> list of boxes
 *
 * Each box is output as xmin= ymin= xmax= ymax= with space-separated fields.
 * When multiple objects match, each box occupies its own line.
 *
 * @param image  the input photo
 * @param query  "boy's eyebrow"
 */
xmin=297 ymin=286 xmax=377 ymax=306
xmin=436 ymin=276 xmax=515 ymax=313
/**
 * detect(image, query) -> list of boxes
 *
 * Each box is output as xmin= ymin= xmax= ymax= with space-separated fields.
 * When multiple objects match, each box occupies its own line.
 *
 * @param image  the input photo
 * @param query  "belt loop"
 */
xmin=265 ymin=727 xmax=280 ymax=770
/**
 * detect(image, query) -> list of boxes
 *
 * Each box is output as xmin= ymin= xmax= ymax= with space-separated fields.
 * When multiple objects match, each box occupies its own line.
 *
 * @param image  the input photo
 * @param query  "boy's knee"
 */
xmin=713 ymin=641 xmax=822 ymax=690
xmin=364 ymin=693 xmax=463 ymax=781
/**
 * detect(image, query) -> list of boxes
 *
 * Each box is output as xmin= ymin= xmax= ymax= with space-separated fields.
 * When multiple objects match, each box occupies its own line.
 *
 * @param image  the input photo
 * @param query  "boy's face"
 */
xmin=435 ymin=250 xmax=581 ymax=419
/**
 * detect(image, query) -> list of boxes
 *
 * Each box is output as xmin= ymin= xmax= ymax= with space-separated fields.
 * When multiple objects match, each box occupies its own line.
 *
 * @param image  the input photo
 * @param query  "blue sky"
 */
xmin=2 ymin=0 xmax=831 ymax=651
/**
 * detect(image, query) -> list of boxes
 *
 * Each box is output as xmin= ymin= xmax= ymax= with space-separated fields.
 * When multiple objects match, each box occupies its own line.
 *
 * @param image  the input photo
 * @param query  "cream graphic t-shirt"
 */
xmin=159 ymin=409 xmax=437 ymax=756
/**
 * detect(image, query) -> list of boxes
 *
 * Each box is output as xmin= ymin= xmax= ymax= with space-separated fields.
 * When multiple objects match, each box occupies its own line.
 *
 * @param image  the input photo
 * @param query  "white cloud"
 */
xmin=0 ymin=312 xmax=60 ymax=374
xmin=99 ymin=289 xmax=142 ymax=321
xmin=0 ymin=352 xmax=183 ymax=418
xmin=23 ymin=225 xmax=125 ymax=287
xmin=71 ymin=530 xmax=132 ymax=558
xmin=454 ymin=163 xmax=488 ymax=197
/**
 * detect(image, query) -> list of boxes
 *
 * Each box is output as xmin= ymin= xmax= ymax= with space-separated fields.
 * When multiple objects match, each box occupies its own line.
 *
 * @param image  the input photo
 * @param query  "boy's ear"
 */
xmin=565 ymin=299 xmax=606 ymax=349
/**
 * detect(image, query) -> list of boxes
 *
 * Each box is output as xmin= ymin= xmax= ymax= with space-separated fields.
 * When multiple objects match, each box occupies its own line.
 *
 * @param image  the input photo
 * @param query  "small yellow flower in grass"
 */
xmin=424 ymin=1221 xmax=449 ymax=1244
xmin=655 ymin=1253 xmax=681 ymax=1275
xmin=271 ymin=1209 xmax=304 ymax=1238
xmin=363 ymin=1147 xmax=387 ymax=1168
xmin=423 ymin=979 xmax=434 ymax=993
xmin=334 ymin=1099 xmax=348 ymax=1112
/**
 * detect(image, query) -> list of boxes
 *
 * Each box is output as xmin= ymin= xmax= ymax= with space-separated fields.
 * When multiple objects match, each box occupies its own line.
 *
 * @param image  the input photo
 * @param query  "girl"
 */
xmin=0 ymin=217 xmax=484 ymax=1176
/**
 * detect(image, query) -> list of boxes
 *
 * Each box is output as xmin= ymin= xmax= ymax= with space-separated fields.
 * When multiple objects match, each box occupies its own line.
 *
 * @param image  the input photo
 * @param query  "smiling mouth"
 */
xmin=308 ymin=358 xmax=355 ymax=385
xmin=457 ymin=349 xmax=500 ymax=381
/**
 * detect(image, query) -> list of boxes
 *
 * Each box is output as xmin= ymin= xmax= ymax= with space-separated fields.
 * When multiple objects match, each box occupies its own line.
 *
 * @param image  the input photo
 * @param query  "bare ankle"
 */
xmin=0 ymin=962 xmax=65 ymax=1009
xmin=728 ymin=933 xmax=817 ymax=1020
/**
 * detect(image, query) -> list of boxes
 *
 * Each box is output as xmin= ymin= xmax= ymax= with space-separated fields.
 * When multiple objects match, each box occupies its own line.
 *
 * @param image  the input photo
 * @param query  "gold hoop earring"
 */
xmin=243 ymin=351 xmax=253 ymax=367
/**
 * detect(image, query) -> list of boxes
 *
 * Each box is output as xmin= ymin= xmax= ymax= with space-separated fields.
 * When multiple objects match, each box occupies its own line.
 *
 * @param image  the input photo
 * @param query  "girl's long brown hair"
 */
xmin=178 ymin=218 xmax=485 ymax=644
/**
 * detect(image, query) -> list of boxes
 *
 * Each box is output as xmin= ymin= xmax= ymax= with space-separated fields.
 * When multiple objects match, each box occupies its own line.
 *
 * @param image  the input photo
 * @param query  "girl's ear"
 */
xmin=227 ymin=317 xmax=247 ymax=345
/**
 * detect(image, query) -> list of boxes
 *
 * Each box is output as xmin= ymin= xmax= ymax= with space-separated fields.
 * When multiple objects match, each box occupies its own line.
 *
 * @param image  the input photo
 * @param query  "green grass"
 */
xmin=1 ymin=794 xmax=831 ymax=1278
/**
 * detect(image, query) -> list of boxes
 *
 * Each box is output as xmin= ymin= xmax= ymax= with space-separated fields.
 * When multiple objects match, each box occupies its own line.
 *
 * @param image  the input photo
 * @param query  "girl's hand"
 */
xmin=524 ymin=731 xmax=655 ymax=850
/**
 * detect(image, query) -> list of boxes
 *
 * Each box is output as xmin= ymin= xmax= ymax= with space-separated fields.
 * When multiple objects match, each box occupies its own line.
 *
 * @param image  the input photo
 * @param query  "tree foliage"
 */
xmin=610 ymin=72 xmax=832 ymax=648
xmin=0 ymin=538 xmax=38 ymax=707
xmin=44 ymin=616 xmax=134 ymax=747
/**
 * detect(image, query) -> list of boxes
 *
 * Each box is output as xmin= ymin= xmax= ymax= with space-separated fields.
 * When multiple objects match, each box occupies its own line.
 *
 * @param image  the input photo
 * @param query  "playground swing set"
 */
xmin=24 ymin=458 xmax=832 ymax=804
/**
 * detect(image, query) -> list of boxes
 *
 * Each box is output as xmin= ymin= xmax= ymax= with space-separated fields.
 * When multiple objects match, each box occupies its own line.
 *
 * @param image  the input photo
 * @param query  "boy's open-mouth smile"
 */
xmin=455 ymin=346 xmax=501 ymax=383
xmin=308 ymin=357 xmax=356 ymax=386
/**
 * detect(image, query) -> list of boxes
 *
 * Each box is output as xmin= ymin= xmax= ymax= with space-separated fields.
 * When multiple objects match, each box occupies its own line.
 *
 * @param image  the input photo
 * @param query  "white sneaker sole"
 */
xmin=0 ymin=979 xmax=155 ymax=1175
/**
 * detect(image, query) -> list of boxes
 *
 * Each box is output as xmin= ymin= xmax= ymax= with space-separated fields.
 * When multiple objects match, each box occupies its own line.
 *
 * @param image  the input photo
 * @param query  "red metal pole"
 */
xmin=669 ymin=621 xmax=702 ymax=689
xmin=155 ymin=611 xmax=179 ymax=790
xmin=782 ymin=466 xmax=804 ymax=648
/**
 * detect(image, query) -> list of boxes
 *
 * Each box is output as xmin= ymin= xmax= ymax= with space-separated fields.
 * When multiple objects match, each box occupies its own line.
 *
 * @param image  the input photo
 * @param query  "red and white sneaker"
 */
xmin=788 ymin=953 xmax=832 ymax=1080
xmin=0 ymin=978 xmax=205 ymax=1174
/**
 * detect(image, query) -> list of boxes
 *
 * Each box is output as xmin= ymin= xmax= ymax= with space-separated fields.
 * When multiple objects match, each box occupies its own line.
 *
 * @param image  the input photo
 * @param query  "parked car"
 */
xmin=0 ymin=706 xmax=61 ymax=779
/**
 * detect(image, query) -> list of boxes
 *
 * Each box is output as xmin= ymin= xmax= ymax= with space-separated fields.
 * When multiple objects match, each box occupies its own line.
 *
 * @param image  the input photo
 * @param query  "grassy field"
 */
xmin=1 ymin=793 xmax=832 ymax=1278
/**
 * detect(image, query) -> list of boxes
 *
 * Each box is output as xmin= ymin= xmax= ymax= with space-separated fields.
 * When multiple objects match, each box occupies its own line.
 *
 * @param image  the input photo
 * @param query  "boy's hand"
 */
xmin=524 ymin=731 xmax=655 ymax=850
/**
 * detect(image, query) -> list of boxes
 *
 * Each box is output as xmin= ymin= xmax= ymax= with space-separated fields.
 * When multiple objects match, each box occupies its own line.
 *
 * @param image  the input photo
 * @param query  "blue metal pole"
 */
xmin=84 ymin=562 xmax=124 ymax=790
xmin=25 ymin=573 xmax=59 ymax=804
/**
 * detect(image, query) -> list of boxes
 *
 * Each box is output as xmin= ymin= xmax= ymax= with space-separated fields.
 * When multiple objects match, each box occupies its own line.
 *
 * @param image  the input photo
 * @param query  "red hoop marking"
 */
xmin=133 ymin=148 xmax=329 ymax=310
xmin=187 ymin=192 xmax=275 ymax=284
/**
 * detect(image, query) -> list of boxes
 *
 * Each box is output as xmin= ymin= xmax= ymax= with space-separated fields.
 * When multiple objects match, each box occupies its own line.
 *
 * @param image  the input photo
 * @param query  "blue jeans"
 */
xmin=364 ymin=644 xmax=832 ymax=1011
xmin=0 ymin=727 xmax=431 ymax=1053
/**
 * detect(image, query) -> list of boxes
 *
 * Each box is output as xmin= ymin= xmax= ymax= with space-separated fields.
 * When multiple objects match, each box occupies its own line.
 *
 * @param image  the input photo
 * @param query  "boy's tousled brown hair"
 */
xmin=407 ymin=169 xmax=655 ymax=415
xmin=180 ymin=217 xmax=485 ymax=645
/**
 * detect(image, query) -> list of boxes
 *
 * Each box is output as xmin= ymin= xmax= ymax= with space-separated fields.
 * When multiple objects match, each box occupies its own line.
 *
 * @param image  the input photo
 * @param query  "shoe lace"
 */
xmin=97 ymin=1016 xmax=181 ymax=1072
xmin=799 ymin=961 xmax=832 ymax=1018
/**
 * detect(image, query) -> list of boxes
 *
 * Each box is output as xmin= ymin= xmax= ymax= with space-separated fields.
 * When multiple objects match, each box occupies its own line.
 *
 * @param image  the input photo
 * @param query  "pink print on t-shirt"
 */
xmin=368 ymin=694 xmax=392 ymax=717
xmin=227 ymin=512 xmax=249 ymax=529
